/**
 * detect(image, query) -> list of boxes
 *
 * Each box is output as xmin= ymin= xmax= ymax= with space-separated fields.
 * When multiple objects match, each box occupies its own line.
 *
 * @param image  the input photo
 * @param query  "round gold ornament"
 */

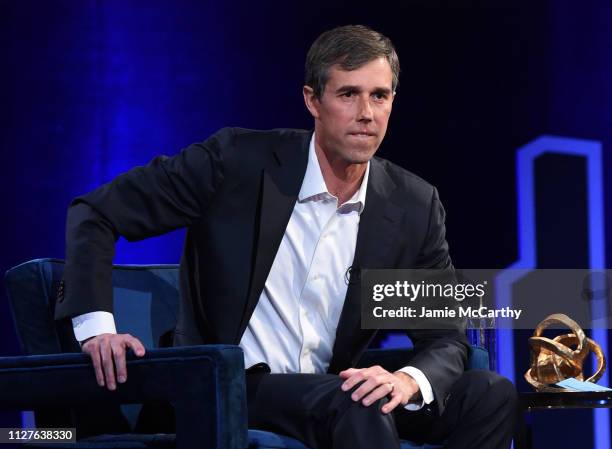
xmin=524 ymin=313 xmax=606 ymax=392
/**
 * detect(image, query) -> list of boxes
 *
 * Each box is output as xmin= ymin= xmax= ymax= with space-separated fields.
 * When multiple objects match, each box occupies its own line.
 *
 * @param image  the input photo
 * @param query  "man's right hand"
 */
xmin=81 ymin=333 xmax=146 ymax=391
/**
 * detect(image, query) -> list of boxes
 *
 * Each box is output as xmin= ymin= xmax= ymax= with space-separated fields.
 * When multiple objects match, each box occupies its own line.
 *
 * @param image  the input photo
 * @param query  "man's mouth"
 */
xmin=349 ymin=131 xmax=376 ymax=138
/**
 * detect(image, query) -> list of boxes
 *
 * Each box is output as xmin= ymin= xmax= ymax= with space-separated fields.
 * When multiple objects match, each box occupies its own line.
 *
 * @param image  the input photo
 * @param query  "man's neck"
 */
xmin=314 ymin=142 xmax=367 ymax=205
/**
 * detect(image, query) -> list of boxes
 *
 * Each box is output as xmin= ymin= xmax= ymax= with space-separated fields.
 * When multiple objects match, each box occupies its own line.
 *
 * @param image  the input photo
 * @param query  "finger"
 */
xmin=125 ymin=335 xmax=146 ymax=357
xmin=351 ymin=373 xmax=388 ymax=401
xmin=381 ymin=390 xmax=403 ymax=414
xmin=111 ymin=340 xmax=127 ymax=384
xmin=339 ymin=368 xmax=359 ymax=380
xmin=351 ymin=376 xmax=383 ymax=402
xmin=99 ymin=338 xmax=117 ymax=391
xmin=362 ymin=382 xmax=395 ymax=407
xmin=341 ymin=371 xmax=365 ymax=391
xmin=85 ymin=342 xmax=105 ymax=387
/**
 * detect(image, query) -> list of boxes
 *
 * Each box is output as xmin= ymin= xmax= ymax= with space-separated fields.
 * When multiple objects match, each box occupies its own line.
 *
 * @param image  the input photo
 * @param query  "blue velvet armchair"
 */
xmin=1 ymin=259 xmax=490 ymax=449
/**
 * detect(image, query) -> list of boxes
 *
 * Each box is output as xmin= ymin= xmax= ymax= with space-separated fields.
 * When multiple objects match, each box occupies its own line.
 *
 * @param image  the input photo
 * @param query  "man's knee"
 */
xmin=330 ymin=379 xmax=393 ymax=422
xmin=458 ymin=370 xmax=517 ymax=411
xmin=490 ymin=372 xmax=517 ymax=406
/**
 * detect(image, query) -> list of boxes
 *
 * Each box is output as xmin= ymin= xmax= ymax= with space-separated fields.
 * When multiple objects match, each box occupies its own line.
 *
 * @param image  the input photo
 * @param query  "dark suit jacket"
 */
xmin=55 ymin=127 xmax=468 ymax=415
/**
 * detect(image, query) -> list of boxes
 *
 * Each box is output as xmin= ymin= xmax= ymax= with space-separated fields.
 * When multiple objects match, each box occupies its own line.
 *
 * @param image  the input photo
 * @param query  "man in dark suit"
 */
xmin=55 ymin=25 xmax=516 ymax=448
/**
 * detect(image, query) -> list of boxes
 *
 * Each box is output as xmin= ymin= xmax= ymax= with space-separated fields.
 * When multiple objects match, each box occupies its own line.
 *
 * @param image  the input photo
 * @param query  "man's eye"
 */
xmin=373 ymin=93 xmax=387 ymax=100
xmin=342 ymin=91 xmax=354 ymax=97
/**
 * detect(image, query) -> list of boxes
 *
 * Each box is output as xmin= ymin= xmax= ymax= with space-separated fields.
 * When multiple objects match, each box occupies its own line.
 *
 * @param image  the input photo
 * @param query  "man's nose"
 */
xmin=357 ymin=96 xmax=373 ymax=121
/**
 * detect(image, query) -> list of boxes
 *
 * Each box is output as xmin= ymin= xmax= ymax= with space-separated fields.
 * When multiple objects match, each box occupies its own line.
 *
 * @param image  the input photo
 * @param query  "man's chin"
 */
xmin=345 ymin=145 xmax=379 ymax=164
xmin=348 ymin=156 xmax=373 ymax=164
xmin=344 ymin=151 xmax=376 ymax=165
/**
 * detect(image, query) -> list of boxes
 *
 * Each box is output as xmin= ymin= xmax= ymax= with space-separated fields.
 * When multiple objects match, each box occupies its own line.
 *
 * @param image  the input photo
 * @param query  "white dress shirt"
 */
xmin=71 ymin=133 xmax=433 ymax=410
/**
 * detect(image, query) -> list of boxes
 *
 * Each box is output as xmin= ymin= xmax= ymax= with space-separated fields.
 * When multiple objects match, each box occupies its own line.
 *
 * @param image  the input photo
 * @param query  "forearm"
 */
xmin=56 ymin=201 xmax=119 ymax=320
xmin=406 ymin=329 xmax=468 ymax=408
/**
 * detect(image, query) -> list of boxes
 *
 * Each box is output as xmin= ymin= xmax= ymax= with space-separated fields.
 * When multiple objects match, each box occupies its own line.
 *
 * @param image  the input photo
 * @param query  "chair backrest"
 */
xmin=4 ymin=258 xmax=182 ymax=434
xmin=5 ymin=258 xmax=181 ymax=355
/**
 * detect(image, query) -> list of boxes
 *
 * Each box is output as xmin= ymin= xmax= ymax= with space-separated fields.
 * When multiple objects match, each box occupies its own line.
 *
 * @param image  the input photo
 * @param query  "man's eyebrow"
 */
xmin=372 ymin=87 xmax=393 ymax=95
xmin=334 ymin=85 xmax=393 ymax=95
xmin=335 ymin=85 xmax=361 ymax=93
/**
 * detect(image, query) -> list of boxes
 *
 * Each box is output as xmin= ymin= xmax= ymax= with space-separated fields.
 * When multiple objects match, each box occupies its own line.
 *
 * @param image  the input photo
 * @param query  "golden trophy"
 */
xmin=524 ymin=313 xmax=606 ymax=392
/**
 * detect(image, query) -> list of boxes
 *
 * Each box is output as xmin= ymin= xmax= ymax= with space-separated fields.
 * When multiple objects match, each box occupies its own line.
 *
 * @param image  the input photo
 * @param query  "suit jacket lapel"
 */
xmin=237 ymin=131 xmax=311 ymax=339
xmin=329 ymin=158 xmax=405 ymax=371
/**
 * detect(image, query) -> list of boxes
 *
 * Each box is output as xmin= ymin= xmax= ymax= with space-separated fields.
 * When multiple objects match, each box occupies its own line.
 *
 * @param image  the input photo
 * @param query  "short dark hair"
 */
xmin=305 ymin=25 xmax=400 ymax=99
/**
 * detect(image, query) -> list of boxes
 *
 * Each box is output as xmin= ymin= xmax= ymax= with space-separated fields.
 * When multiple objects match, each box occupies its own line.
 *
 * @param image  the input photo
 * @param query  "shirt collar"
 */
xmin=298 ymin=133 xmax=370 ymax=214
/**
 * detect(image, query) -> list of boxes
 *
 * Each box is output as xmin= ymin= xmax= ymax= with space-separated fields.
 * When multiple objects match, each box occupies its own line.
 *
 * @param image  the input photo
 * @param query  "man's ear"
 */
xmin=303 ymin=85 xmax=320 ymax=119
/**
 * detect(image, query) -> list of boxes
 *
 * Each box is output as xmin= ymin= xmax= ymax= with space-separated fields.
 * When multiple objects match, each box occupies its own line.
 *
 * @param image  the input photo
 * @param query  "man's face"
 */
xmin=304 ymin=57 xmax=395 ymax=165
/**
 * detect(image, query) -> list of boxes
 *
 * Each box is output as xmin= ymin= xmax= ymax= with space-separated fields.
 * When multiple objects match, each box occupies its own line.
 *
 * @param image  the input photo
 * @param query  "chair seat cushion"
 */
xmin=248 ymin=429 xmax=309 ymax=448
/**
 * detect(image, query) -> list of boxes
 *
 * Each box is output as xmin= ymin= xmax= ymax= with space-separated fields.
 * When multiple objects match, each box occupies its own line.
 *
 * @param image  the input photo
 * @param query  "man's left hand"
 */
xmin=339 ymin=366 xmax=421 ymax=414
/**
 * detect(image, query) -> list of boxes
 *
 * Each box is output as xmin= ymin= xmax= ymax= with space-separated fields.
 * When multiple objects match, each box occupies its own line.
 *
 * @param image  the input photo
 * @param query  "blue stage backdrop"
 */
xmin=1 ymin=1 xmax=611 ymax=446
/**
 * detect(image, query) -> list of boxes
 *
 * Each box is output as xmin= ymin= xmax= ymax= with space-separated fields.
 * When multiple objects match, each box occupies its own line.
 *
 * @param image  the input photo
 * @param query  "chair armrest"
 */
xmin=0 ymin=345 xmax=247 ymax=449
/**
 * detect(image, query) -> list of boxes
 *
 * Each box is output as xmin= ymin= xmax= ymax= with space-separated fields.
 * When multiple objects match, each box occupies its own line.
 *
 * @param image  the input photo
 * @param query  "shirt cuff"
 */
xmin=72 ymin=311 xmax=117 ymax=342
xmin=397 ymin=366 xmax=434 ymax=411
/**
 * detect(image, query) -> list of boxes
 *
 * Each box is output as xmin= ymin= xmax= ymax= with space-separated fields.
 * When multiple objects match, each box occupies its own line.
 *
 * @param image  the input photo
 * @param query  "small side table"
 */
xmin=516 ymin=391 xmax=612 ymax=449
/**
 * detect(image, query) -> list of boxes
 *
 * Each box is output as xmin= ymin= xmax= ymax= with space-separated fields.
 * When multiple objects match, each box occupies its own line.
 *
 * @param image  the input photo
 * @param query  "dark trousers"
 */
xmin=246 ymin=369 xmax=517 ymax=449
